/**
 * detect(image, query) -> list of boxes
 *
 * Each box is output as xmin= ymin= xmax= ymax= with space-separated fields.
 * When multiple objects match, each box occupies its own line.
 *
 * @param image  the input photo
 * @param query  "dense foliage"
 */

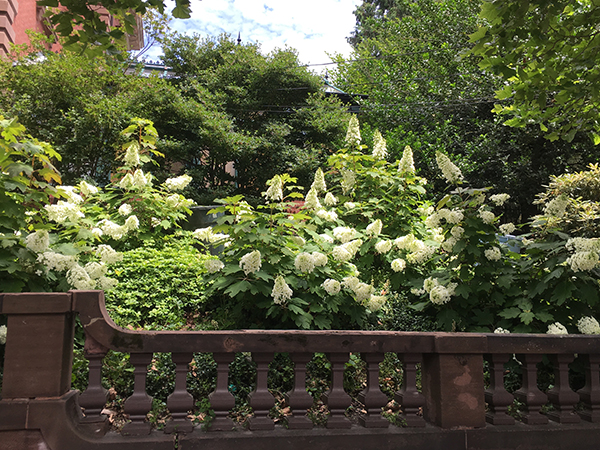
xmin=470 ymin=0 xmax=600 ymax=144
xmin=333 ymin=0 xmax=600 ymax=223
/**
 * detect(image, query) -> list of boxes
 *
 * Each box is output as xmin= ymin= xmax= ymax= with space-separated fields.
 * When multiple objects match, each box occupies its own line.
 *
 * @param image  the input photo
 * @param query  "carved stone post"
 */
xmin=358 ymin=352 xmax=389 ymax=428
xmin=164 ymin=352 xmax=194 ymax=434
xmin=208 ymin=352 xmax=235 ymax=431
xmin=322 ymin=353 xmax=352 ymax=429
xmin=547 ymin=354 xmax=580 ymax=423
xmin=484 ymin=354 xmax=515 ymax=425
xmin=286 ymin=353 xmax=314 ymax=429
xmin=122 ymin=353 xmax=154 ymax=435
xmin=395 ymin=353 xmax=426 ymax=427
xmin=514 ymin=354 xmax=548 ymax=425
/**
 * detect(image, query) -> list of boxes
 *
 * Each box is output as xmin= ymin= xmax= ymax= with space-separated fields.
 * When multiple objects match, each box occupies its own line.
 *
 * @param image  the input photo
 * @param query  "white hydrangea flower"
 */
xmin=479 ymin=209 xmax=496 ymax=224
xmin=67 ymin=264 xmax=96 ymax=290
xmin=37 ymin=251 xmax=78 ymax=272
xmin=375 ymin=239 xmax=392 ymax=254
xmin=264 ymin=175 xmax=284 ymax=201
xmin=567 ymin=251 xmax=600 ymax=272
xmin=366 ymin=219 xmax=383 ymax=236
xmin=450 ymin=226 xmax=464 ymax=239
xmin=394 ymin=234 xmax=416 ymax=251
xmin=354 ymin=282 xmax=375 ymax=302
xmin=272 ymin=275 xmax=293 ymax=305
xmin=398 ymin=145 xmax=415 ymax=174
xmin=345 ymin=115 xmax=361 ymax=147
xmin=90 ymin=227 xmax=103 ymax=237
xmin=45 ymin=201 xmax=85 ymax=223
xmin=547 ymin=322 xmax=568 ymax=335
xmin=577 ymin=316 xmax=600 ymax=335
xmin=436 ymin=152 xmax=463 ymax=184
xmin=423 ymin=277 xmax=457 ymax=305
xmin=97 ymin=219 xmax=126 ymax=239
xmin=333 ymin=227 xmax=356 ymax=243
xmin=344 ymin=202 xmax=357 ymax=210
xmin=311 ymin=168 xmax=327 ymax=193
xmin=441 ymin=236 xmax=458 ymax=252
xmin=319 ymin=233 xmax=334 ymax=244
xmin=312 ymin=252 xmax=328 ymax=267
xmin=322 ymin=279 xmax=341 ymax=295
xmin=494 ymin=327 xmax=511 ymax=334
xmin=205 ymin=259 xmax=225 ymax=274
xmin=407 ymin=244 xmax=436 ymax=264
xmin=123 ymin=143 xmax=140 ymax=166
xmin=25 ymin=230 xmax=50 ymax=253
xmin=0 ymin=325 xmax=7 ymax=345
xmin=240 ymin=250 xmax=261 ymax=275
xmin=367 ymin=295 xmax=386 ymax=312
xmin=341 ymin=169 xmax=356 ymax=194
xmin=425 ymin=213 xmax=440 ymax=229
xmin=124 ymin=215 xmax=139 ymax=232
xmin=324 ymin=192 xmax=337 ymax=207
xmin=304 ymin=187 xmax=321 ymax=210
xmin=499 ymin=223 xmax=516 ymax=235
xmin=295 ymin=252 xmax=316 ymax=273
xmin=165 ymin=174 xmax=192 ymax=191
xmin=119 ymin=173 xmax=135 ymax=190
xmin=133 ymin=169 xmax=151 ymax=188
xmin=332 ymin=245 xmax=353 ymax=262
xmin=118 ymin=203 xmax=133 ymax=216
xmin=97 ymin=276 xmax=118 ymax=291
xmin=371 ymin=130 xmax=388 ymax=160
xmin=342 ymin=276 xmax=361 ymax=291
xmin=490 ymin=193 xmax=510 ymax=206
xmin=484 ymin=247 xmax=502 ymax=261
xmin=57 ymin=186 xmax=83 ymax=204
xmin=84 ymin=261 xmax=107 ymax=279
xmin=316 ymin=209 xmax=338 ymax=222
xmin=96 ymin=245 xmax=122 ymax=264
xmin=343 ymin=239 xmax=363 ymax=257
xmin=193 ymin=227 xmax=213 ymax=241
xmin=438 ymin=208 xmax=464 ymax=224
xmin=418 ymin=205 xmax=435 ymax=216
xmin=566 ymin=237 xmax=600 ymax=253
xmin=79 ymin=180 xmax=99 ymax=196
xmin=391 ymin=258 xmax=406 ymax=272
xmin=544 ymin=195 xmax=569 ymax=217
xmin=151 ymin=217 xmax=161 ymax=228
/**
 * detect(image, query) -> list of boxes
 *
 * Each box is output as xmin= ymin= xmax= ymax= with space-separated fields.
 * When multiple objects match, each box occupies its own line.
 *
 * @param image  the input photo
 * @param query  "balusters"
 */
xmin=395 ymin=353 xmax=425 ymax=427
xmin=248 ymin=352 xmax=275 ymax=430
xmin=484 ymin=354 xmax=515 ymax=425
xmin=513 ymin=354 xmax=548 ymax=424
xmin=164 ymin=352 xmax=195 ymax=434
xmin=578 ymin=354 xmax=600 ymax=422
xmin=122 ymin=353 xmax=154 ymax=435
xmin=208 ymin=352 xmax=236 ymax=431
xmin=286 ymin=353 xmax=314 ymax=429
xmin=322 ymin=352 xmax=352 ymax=428
xmin=546 ymin=354 xmax=580 ymax=423
xmin=78 ymin=334 xmax=109 ymax=424
xmin=358 ymin=353 xmax=389 ymax=428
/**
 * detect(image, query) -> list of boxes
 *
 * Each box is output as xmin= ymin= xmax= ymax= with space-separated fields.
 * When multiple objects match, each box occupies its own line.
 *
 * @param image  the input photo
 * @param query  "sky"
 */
xmin=143 ymin=0 xmax=362 ymax=71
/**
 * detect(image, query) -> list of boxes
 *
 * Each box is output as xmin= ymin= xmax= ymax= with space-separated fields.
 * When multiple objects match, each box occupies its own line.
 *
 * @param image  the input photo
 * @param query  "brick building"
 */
xmin=0 ymin=0 xmax=143 ymax=56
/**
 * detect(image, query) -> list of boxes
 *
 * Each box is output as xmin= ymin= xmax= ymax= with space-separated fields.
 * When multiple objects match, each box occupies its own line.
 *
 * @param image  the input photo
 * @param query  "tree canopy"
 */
xmin=470 ymin=0 xmax=600 ymax=144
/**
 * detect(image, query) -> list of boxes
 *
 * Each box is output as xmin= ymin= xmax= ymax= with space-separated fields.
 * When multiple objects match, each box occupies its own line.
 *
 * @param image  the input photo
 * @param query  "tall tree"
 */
xmin=470 ymin=0 xmax=600 ymax=144
xmin=162 ymin=33 xmax=350 ymax=200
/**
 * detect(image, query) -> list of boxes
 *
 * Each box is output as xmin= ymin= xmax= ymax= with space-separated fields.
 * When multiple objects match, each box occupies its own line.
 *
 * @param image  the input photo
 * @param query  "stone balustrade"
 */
xmin=1 ymin=290 xmax=600 ymax=449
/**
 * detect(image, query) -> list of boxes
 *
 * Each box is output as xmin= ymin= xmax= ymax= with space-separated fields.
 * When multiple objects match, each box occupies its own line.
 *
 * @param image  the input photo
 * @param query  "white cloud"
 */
xmin=144 ymin=0 xmax=361 ymax=69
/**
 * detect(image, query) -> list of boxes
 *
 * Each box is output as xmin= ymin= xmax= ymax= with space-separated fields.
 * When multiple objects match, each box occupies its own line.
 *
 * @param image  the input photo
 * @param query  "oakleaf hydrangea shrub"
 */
xmin=1 ymin=117 xmax=196 ymax=294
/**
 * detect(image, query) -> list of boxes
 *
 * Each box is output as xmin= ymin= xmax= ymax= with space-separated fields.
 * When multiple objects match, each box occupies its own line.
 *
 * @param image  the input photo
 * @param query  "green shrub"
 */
xmin=105 ymin=233 xmax=213 ymax=330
